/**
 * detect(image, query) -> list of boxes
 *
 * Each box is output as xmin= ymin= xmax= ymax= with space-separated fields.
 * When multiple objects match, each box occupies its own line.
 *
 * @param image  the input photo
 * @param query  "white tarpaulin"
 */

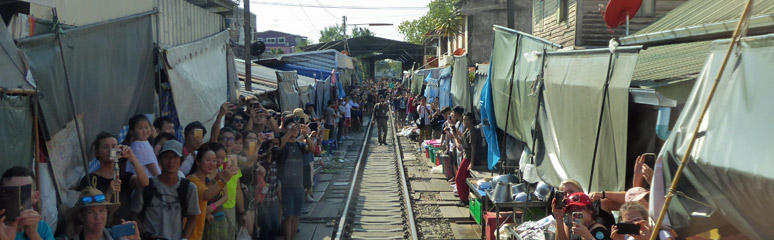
xmin=165 ymin=31 xmax=230 ymax=129
xmin=536 ymin=48 xmax=639 ymax=192
xmin=656 ymin=33 xmax=774 ymax=239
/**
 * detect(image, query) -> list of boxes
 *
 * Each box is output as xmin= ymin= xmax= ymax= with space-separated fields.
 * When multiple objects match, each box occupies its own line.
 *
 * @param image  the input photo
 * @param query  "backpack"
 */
xmin=139 ymin=177 xmax=191 ymax=220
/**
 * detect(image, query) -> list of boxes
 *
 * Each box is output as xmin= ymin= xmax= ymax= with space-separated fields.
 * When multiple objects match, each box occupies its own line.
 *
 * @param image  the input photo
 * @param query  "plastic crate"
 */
xmin=470 ymin=197 xmax=482 ymax=225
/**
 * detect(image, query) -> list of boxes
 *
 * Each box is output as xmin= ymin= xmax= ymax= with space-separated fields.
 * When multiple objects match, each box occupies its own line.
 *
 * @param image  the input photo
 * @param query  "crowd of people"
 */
xmin=0 ymin=78 xmax=379 ymax=240
xmin=0 ymin=77 xmax=737 ymax=240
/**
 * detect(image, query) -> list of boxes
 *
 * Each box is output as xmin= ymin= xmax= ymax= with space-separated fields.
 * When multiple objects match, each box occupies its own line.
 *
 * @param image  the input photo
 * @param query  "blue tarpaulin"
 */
xmin=275 ymin=64 xmax=339 ymax=81
xmin=424 ymin=72 xmax=439 ymax=103
xmin=438 ymin=67 xmax=452 ymax=109
xmin=481 ymin=62 xmax=501 ymax=169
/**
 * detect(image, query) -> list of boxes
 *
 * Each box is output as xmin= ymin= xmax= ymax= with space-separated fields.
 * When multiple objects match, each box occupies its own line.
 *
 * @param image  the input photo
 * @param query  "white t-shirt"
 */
xmin=345 ymin=100 xmax=359 ymax=118
xmin=126 ymin=140 xmax=161 ymax=178
xmin=417 ymin=104 xmax=431 ymax=125
xmin=179 ymin=152 xmax=196 ymax=176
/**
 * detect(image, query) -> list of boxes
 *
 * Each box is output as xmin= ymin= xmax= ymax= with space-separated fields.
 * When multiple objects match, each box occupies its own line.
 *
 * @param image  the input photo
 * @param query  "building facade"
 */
xmin=531 ymin=0 xmax=688 ymax=48
xmin=255 ymin=30 xmax=307 ymax=54
xmin=456 ymin=0 xmax=533 ymax=64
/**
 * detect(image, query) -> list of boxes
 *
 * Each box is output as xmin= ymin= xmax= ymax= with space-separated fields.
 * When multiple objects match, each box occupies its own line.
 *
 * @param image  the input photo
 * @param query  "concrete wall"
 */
xmin=460 ymin=0 xmax=533 ymax=64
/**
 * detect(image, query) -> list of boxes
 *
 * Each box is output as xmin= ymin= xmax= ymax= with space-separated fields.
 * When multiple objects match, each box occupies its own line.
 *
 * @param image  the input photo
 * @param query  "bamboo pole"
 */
xmin=648 ymin=1 xmax=754 ymax=239
xmin=0 ymin=87 xmax=36 ymax=96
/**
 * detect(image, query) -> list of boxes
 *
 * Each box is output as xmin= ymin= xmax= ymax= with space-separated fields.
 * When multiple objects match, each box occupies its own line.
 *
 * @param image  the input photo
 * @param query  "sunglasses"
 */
xmin=220 ymin=137 xmax=235 ymax=142
xmin=80 ymin=194 xmax=106 ymax=205
xmin=234 ymin=119 xmax=247 ymax=124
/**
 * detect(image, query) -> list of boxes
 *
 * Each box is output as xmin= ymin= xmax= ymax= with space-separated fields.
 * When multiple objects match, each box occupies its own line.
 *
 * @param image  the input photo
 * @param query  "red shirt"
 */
xmin=407 ymin=98 xmax=416 ymax=113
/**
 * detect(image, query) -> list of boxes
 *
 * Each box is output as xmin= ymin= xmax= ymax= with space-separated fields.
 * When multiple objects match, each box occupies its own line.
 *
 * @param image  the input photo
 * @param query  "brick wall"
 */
xmin=532 ymin=0 xmax=577 ymax=48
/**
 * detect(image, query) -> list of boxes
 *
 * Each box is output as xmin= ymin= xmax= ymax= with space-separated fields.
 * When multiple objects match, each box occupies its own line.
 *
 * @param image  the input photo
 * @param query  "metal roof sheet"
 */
xmin=235 ymin=59 xmax=316 ymax=96
xmin=631 ymin=0 xmax=774 ymax=85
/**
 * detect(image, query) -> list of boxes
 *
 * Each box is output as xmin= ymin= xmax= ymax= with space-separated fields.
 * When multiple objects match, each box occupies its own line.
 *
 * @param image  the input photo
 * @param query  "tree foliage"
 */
xmin=398 ymin=0 xmax=463 ymax=45
xmin=319 ymin=24 xmax=374 ymax=43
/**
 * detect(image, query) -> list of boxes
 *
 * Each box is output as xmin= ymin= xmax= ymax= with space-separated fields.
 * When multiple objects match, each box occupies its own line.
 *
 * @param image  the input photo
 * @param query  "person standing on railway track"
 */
xmin=373 ymin=96 xmax=390 ymax=145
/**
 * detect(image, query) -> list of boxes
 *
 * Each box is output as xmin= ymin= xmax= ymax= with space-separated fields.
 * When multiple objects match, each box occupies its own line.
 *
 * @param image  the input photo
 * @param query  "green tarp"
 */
xmin=490 ymin=26 xmax=559 ymax=148
xmin=450 ymin=55 xmax=472 ymax=113
xmin=536 ymin=48 xmax=639 ymax=192
xmin=0 ymin=96 xmax=33 ymax=175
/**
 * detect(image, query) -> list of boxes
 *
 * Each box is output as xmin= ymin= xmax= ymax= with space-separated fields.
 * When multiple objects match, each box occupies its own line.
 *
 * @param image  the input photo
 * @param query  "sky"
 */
xmin=249 ymin=0 xmax=433 ymax=43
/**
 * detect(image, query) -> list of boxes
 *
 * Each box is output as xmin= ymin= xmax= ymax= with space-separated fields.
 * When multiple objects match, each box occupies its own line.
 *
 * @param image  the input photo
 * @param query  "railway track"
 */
xmin=334 ymin=112 xmax=418 ymax=240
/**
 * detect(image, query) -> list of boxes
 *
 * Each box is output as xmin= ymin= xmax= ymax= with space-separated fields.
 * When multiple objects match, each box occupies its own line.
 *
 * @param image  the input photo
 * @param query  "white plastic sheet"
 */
xmin=656 ymin=33 xmax=774 ymax=239
xmin=165 ymin=31 xmax=230 ymax=130
xmin=536 ymin=49 xmax=638 ymax=192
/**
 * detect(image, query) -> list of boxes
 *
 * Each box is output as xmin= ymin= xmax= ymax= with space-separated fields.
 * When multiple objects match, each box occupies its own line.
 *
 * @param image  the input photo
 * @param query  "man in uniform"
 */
xmin=373 ymin=96 xmax=390 ymax=145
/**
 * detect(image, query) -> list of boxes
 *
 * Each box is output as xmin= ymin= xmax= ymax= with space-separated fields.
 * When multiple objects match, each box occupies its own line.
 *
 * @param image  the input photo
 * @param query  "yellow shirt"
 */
xmin=223 ymin=157 xmax=242 ymax=209
xmin=187 ymin=175 xmax=208 ymax=240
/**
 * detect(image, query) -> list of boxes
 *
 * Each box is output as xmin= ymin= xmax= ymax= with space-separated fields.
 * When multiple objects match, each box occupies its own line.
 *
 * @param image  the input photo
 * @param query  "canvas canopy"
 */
xmin=654 ymin=33 xmax=774 ymax=239
xmin=165 ymin=31 xmax=230 ymax=132
xmin=489 ymin=26 xmax=559 ymax=148
xmin=276 ymin=71 xmax=302 ymax=112
xmin=450 ymin=55 xmax=473 ymax=112
xmin=535 ymin=47 xmax=639 ymax=192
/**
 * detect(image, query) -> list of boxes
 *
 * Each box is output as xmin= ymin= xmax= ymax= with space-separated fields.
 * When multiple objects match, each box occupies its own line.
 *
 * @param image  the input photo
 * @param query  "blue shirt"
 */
xmin=15 ymin=221 xmax=54 ymax=240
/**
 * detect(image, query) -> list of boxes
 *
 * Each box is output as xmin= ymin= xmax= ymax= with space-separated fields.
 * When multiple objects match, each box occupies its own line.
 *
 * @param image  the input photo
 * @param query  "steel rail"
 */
xmin=334 ymin=112 xmax=375 ymax=240
xmin=390 ymin=110 xmax=419 ymax=240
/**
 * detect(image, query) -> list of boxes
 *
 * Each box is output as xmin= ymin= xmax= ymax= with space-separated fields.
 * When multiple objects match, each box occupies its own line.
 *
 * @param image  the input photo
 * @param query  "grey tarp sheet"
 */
xmin=299 ymin=85 xmax=313 ymax=106
xmin=276 ymin=71 xmax=301 ymax=112
xmin=0 ymin=15 xmax=34 ymax=174
xmin=0 ymin=15 xmax=33 ymax=89
xmin=490 ymin=27 xmax=558 ymax=147
xmin=165 ymin=31 xmax=230 ymax=132
xmin=314 ymin=79 xmax=331 ymax=117
xmin=18 ymin=15 xmax=155 ymax=194
xmin=654 ymin=34 xmax=774 ymax=239
xmin=226 ymin=46 xmax=239 ymax=103
xmin=536 ymin=49 xmax=638 ymax=192
xmin=412 ymin=73 xmax=425 ymax=95
xmin=450 ymin=55 xmax=472 ymax=112
xmin=0 ymin=96 xmax=33 ymax=175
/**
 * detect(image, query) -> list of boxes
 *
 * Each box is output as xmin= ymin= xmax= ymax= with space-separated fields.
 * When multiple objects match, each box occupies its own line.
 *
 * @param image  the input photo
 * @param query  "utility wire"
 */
xmin=295 ymin=0 xmax=320 ymax=33
xmin=313 ymin=0 xmax=338 ymax=19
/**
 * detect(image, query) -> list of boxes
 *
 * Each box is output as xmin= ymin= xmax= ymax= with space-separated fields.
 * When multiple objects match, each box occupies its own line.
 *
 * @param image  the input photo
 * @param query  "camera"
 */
xmin=110 ymin=148 xmax=122 ymax=160
xmin=616 ymin=222 xmax=640 ymax=235
xmin=553 ymin=190 xmax=566 ymax=209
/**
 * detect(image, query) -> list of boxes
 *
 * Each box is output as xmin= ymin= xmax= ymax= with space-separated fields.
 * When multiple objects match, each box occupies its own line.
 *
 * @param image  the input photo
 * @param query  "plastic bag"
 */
xmin=236 ymin=227 xmax=251 ymax=240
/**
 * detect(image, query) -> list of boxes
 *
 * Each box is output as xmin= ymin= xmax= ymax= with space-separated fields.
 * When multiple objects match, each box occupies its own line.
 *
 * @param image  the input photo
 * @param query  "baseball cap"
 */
xmin=305 ymin=102 xmax=315 ymax=108
xmin=625 ymin=187 xmax=649 ymax=203
xmin=565 ymin=192 xmax=592 ymax=211
xmin=160 ymin=140 xmax=183 ymax=157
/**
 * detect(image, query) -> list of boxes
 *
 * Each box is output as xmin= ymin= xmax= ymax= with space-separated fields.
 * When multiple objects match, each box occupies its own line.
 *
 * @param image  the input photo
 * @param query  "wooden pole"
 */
xmin=33 ymin=94 xmax=41 ymax=210
xmin=648 ymin=1 xmax=753 ymax=239
xmin=244 ymin=0 xmax=253 ymax=91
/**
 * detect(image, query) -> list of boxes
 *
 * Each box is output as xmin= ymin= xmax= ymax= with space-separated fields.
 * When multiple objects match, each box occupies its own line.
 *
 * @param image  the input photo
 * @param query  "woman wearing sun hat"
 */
xmin=66 ymin=187 xmax=140 ymax=240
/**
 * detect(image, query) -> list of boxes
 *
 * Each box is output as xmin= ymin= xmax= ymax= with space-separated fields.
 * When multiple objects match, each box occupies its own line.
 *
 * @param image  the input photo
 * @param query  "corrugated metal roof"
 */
xmin=235 ymin=59 xmax=316 ymax=96
xmin=631 ymin=0 xmax=774 ymax=85
xmin=275 ymin=50 xmax=354 ymax=70
xmin=157 ymin=0 xmax=225 ymax=46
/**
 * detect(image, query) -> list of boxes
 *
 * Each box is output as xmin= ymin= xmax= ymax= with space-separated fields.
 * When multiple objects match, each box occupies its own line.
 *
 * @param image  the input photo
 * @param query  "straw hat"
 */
xmin=66 ymin=187 xmax=120 ymax=223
